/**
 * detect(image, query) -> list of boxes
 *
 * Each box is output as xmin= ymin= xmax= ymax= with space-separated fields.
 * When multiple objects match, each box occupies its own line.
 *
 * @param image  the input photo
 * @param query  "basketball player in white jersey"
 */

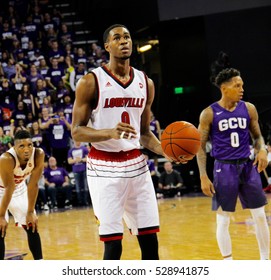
xmin=72 ymin=24 xmax=186 ymax=260
xmin=0 ymin=130 xmax=45 ymax=260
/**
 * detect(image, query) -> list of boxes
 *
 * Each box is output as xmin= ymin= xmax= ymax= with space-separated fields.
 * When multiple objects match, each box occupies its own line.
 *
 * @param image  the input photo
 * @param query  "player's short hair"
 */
xmin=103 ymin=24 xmax=129 ymax=43
xmin=215 ymin=68 xmax=240 ymax=87
xmin=14 ymin=130 xmax=32 ymax=141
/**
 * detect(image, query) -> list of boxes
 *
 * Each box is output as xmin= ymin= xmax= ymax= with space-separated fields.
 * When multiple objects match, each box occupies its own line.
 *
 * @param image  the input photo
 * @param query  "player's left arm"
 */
xmin=0 ymin=153 xmax=16 ymax=237
xmin=246 ymin=102 xmax=268 ymax=172
xmin=140 ymin=77 xmax=164 ymax=156
xmin=26 ymin=148 xmax=45 ymax=231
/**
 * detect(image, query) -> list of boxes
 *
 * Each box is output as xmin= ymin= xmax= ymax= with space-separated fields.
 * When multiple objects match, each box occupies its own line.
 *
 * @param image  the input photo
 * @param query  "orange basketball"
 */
xmin=161 ymin=121 xmax=201 ymax=161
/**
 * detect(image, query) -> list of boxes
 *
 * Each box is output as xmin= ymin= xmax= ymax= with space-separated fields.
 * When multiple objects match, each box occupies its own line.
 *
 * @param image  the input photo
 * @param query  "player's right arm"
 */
xmin=0 ymin=153 xmax=16 ymax=237
xmin=71 ymin=73 xmax=136 ymax=143
xmin=196 ymin=106 xmax=215 ymax=197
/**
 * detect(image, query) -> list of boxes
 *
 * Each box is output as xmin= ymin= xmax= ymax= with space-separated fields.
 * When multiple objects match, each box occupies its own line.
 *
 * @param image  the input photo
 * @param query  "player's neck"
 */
xmin=106 ymin=63 xmax=131 ymax=83
xmin=106 ymin=61 xmax=130 ymax=77
xmin=218 ymin=99 xmax=238 ymax=111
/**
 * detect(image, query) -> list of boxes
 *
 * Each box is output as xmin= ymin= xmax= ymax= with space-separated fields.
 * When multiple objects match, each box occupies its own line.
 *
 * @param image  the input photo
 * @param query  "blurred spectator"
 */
xmin=18 ymin=24 xmax=30 ymax=50
xmin=16 ymin=49 xmax=30 ymax=70
xmin=63 ymin=55 xmax=74 ymax=91
xmin=25 ymin=40 xmax=38 ymax=62
xmin=15 ymin=48 xmax=29 ymax=71
xmin=25 ymin=111 xmax=35 ymax=130
xmin=157 ymin=161 xmax=184 ymax=198
xmin=17 ymin=83 xmax=36 ymax=117
xmin=45 ymin=57 xmax=65 ymax=90
xmin=3 ymin=57 xmax=16 ymax=79
xmin=62 ymin=94 xmax=73 ymax=122
xmin=25 ymin=14 xmax=41 ymax=42
xmin=0 ymin=78 xmax=16 ymax=113
xmin=41 ymin=96 xmax=54 ymax=115
xmin=42 ymin=13 xmax=58 ymax=36
xmin=47 ymin=110 xmax=71 ymax=168
xmin=64 ymin=43 xmax=75 ymax=59
xmin=58 ymin=23 xmax=73 ymax=47
xmin=44 ymin=27 xmax=58 ymax=51
xmin=0 ymin=50 xmax=10 ymax=68
xmin=51 ymin=7 xmax=63 ymax=28
xmin=10 ymin=63 xmax=27 ymax=93
xmin=69 ymin=61 xmax=87 ymax=93
xmin=74 ymin=47 xmax=87 ymax=66
xmin=67 ymin=141 xmax=90 ymax=206
xmin=0 ymin=19 xmax=16 ymax=50
xmin=38 ymin=106 xmax=52 ymax=155
xmin=11 ymin=100 xmax=27 ymax=126
xmin=48 ymin=40 xmax=65 ymax=66
xmin=10 ymin=37 xmax=21 ymax=59
xmin=38 ymin=57 xmax=49 ymax=77
xmin=10 ymin=18 xmax=19 ymax=35
xmin=34 ymin=78 xmax=50 ymax=114
xmin=54 ymin=80 xmax=69 ymax=109
xmin=31 ymin=5 xmax=44 ymax=27
xmin=30 ymin=120 xmax=49 ymax=157
xmin=44 ymin=156 xmax=73 ymax=209
xmin=38 ymin=106 xmax=51 ymax=130
xmin=27 ymin=63 xmax=44 ymax=93
xmin=31 ymin=50 xmax=44 ymax=67
xmin=89 ymin=42 xmax=105 ymax=64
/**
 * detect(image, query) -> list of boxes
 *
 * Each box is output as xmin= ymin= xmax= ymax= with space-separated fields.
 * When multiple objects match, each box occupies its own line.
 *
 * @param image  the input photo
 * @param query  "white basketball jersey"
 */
xmin=0 ymin=147 xmax=35 ymax=188
xmin=90 ymin=66 xmax=147 ymax=152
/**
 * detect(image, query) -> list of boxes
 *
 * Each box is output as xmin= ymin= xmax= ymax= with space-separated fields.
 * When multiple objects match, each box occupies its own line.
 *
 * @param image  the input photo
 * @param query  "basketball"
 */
xmin=161 ymin=121 xmax=201 ymax=161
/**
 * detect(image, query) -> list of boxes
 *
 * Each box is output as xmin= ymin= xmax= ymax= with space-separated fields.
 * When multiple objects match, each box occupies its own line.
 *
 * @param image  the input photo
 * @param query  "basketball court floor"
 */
xmin=5 ymin=193 xmax=271 ymax=260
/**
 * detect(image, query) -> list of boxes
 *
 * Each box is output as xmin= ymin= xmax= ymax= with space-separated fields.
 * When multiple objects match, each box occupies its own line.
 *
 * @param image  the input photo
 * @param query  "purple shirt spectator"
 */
xmin=44 ymin=166 xmax=69 ymax=186
xmin=48 ymin=118 xmax=70 ymax=149
xmin=46 ymin=64 xmax=65 ymax=88
xmin=68 ymin=145 xmax=88 ymax=173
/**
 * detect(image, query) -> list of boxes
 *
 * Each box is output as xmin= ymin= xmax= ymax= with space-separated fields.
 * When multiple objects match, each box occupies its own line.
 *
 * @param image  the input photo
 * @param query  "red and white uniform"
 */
xmin=87 ymin=66 xmax=159 ymax=241
xmin=0 ymin=147 xmax=36 ymax=226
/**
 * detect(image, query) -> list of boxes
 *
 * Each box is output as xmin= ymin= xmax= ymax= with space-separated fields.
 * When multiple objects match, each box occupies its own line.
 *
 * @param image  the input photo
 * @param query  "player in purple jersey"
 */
xmin=197 ymin=68 xmax=270 ymax=260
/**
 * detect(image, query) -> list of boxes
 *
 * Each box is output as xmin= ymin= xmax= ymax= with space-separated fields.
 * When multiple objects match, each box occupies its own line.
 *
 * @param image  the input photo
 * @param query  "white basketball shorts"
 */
xmin=87 ymin=147 xmax=160 ymax=241
xmin=0 ymin=182 xmax=34 ymax=227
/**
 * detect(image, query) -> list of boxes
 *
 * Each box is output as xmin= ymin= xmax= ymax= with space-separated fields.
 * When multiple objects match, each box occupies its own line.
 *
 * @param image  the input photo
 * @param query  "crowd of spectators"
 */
xmin=0 ymin=0 xmax=108 ymax=210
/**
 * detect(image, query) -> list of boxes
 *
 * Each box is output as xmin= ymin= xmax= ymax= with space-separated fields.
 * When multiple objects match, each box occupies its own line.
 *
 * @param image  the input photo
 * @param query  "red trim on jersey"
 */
xmin=88 ymin=146 xmax=142 ymax=162
xmin=102 ymin=65 xmax=134 ymax=88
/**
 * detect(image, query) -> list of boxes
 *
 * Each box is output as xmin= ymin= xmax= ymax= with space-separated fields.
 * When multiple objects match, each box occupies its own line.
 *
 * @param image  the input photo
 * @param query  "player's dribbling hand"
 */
xmin=113 ymin=122 xmax=137 ymax=140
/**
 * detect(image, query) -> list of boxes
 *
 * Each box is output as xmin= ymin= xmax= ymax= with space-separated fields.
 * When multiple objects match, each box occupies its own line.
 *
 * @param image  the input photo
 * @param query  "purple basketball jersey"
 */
xmin=210 ymin=101 xmax=251 ymax=160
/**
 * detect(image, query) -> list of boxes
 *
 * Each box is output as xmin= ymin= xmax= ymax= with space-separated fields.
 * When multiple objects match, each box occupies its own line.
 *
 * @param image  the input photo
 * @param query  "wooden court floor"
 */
xmin=5 ymin=193 xmax=271 ymax=260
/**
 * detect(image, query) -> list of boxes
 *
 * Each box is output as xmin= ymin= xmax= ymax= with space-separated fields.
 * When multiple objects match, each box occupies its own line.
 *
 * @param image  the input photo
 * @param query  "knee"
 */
xmin=216 ymin=212 xmax=230 ymax=226
xmin=250 ymin=207 xmax=267 ymax=223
